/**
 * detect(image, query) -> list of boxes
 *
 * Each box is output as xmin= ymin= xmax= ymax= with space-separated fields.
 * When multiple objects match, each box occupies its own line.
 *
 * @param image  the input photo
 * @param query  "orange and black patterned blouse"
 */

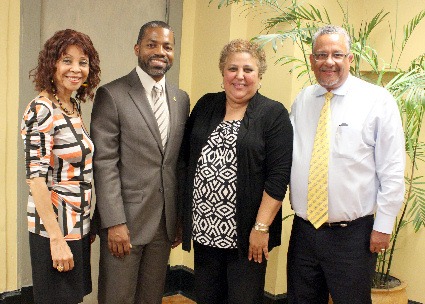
xmin=21 ymin=96 xmax=94 ymax=240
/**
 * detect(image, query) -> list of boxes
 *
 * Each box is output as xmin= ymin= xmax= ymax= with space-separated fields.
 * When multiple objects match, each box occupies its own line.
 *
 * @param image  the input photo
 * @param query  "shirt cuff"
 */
xmin=373 ymin=211 xmax=396 ymax=234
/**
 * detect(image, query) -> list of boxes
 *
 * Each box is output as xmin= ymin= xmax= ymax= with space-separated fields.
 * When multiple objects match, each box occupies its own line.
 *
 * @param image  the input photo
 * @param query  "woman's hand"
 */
xmin=249 ymin=191 xmax=282 ymax=263
xmin=50 ymin=237 xmax=74 ymax=272
xmin=248 ymin=229 xmax=269 ymax=263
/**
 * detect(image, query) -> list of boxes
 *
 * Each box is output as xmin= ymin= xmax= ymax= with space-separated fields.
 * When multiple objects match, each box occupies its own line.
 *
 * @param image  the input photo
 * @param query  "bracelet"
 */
xmin=253 ymin=222 xmax=269 ymax=234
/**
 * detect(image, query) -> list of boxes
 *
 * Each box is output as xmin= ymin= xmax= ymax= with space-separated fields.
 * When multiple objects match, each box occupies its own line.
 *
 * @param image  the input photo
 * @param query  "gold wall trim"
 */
xmin=0 ymin=0 xmax=20 ymax=293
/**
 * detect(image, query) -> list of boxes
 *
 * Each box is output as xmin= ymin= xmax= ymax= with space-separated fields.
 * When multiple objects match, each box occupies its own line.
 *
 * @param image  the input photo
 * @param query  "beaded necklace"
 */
xmin=53 ymin=93 xmax=76 ymax=115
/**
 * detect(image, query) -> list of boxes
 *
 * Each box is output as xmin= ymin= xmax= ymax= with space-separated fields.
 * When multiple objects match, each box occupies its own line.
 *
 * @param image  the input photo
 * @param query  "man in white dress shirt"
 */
xmin=288 ymin=25 xmax=405 ymax=304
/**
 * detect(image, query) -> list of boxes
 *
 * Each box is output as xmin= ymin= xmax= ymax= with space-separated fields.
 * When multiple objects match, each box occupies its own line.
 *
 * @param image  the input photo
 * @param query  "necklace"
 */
xmin=53 ymin=93 xmax=76 ymax=115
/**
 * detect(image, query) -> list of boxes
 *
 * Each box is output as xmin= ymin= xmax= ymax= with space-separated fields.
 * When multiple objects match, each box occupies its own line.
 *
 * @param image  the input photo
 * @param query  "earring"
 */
xmin=51 ymin=79 xmax=56 ymax=92
xmin=258 ymin=83 xmax=262 ymax=90
xmin=81 ymin=81 xmax=88 ymax=88
xmin=221 ymin=83 xmax=224 ymax=90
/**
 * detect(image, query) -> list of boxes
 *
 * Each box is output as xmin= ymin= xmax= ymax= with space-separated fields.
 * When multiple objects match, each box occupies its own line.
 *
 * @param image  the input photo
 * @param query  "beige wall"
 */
xmin=0 ymin=0 xmax=20 ymax=293
xmin=2 ymin=0 xmax=425 ymax=302
xmin=175 ymin=0 xmax=425 ymax=302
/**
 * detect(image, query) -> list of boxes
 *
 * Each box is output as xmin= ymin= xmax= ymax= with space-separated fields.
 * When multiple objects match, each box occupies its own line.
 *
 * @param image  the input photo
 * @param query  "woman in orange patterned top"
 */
xmin=21 ymin=29 xmax=100 ymax=304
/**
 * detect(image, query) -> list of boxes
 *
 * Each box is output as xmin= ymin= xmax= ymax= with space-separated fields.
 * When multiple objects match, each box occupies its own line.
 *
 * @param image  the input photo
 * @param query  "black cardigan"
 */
xmin=179 ymin=91 xmax=293 ymax=256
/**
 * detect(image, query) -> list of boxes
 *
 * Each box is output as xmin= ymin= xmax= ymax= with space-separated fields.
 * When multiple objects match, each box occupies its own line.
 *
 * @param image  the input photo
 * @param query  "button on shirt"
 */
xmin=290 ymin=75 xmax=405 ymax=234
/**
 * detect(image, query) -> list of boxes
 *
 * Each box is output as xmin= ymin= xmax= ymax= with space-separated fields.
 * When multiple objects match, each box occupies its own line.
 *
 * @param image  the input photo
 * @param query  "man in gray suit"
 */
xmin=91 ymin=21 xmax=190 ymax=304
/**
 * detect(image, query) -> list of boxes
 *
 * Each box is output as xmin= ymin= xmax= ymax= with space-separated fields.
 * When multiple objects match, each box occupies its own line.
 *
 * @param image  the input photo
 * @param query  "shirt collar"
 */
xmin=136 ymin=66 xmax=166 ymax=94
xmin=314 ymin=74 xmax=353 ymax=97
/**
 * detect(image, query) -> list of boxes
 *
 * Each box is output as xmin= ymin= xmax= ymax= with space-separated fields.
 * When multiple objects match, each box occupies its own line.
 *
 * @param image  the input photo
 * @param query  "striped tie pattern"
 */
xmin=307 ymin=91 xmax=334 ymax=229
xmin=152 ymin=84 xmax=169 ymax=148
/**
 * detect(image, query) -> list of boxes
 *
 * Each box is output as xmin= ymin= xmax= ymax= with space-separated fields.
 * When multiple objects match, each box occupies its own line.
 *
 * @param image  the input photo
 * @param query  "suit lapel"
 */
xmin=127 ymin=70 xmax=163 ymax=152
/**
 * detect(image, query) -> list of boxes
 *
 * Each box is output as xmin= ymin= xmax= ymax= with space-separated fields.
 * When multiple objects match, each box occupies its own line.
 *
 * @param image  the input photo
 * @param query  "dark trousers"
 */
xmin=98 ymin=215 xmax=171 ymax=304
xmin=193 ymin=241 xmax=267 ymax=304
xmin=287 ymin=215 xmax=377 ymax=304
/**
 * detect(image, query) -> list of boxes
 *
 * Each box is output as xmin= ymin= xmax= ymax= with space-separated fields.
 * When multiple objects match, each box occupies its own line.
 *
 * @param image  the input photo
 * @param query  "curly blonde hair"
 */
xmin=219 ymin=39 xmax=267 ymax=78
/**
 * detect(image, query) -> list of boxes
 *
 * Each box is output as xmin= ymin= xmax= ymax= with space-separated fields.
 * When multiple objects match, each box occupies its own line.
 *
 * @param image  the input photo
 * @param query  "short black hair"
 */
xmin=136 ymin=20 xmax=174 ymax=45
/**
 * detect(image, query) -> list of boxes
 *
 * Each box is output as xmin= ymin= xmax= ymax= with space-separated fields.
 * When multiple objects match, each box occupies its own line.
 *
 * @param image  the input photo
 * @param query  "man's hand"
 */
xmin=370 ymin=230 xmax=391 ymax=253
xmin=108 ymin=224 xmax=131 ymax=257
xmin=171 ymin=221 xmax=182 ymax=249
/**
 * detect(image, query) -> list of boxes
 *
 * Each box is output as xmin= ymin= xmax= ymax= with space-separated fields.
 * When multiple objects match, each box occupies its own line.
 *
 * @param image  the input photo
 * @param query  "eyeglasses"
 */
xmin=312 ymin=53 xmax=350 ymax=62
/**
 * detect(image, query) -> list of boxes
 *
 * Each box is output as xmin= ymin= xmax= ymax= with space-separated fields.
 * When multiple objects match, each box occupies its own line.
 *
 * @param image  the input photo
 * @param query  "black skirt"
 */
xmin=29 ymin=232 xmax=92 ymax=304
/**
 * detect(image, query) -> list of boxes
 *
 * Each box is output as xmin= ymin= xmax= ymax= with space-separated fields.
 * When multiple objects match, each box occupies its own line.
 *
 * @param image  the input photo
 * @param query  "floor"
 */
xmin=162 ymin=294 xmax=196 ymax=303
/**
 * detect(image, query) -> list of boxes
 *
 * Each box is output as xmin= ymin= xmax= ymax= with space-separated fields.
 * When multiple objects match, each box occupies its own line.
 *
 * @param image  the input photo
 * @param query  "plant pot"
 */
xmin=328 ymin=281 xmax=408 ymax=304
xmin=371 ymin=281 xmax=408 ymax=304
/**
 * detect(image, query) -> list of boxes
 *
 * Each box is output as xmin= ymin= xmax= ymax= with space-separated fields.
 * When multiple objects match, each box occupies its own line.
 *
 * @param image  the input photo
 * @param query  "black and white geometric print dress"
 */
xmin=192 ymin=120 xmax=241 ymax=249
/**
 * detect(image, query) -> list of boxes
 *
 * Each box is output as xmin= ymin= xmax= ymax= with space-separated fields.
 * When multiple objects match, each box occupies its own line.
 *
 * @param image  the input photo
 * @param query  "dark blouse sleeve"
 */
xmin=178 ymin=93 xmax=213 ymax=169
xmin=263 ymin=102 xmax=293 ymax=201
xmin=177 ymin=94 xmax=206 ymax=217
xmin=21 ymin=98 xmax=54 ymax=179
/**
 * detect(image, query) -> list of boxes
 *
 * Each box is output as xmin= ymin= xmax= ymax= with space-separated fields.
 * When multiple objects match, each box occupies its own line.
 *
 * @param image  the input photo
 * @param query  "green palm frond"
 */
xmin=363 ymin=10 xmax=389 ymax=39
xmin=409 ymin=54 xmax=425 ymax=71
xmin=274 ymin=4 xmax=331 ymax=26
xmin=209 ymin=0 xmax=282 ymax=9
xmin=274 ymin=55 xmax=312 ymax=82
xmin=253 ymin=26 xmax=313 ymax=50
xmin=386 ymin=68 xmax=425 ymax=102
xmin=408 ymin=191 xmax=425 ymax=231
xmin=350 ymin=43 xmax=381 ymax=75
xmin=344 ymin=10 xmax=390 ymax=77
xmin=389 ymin=68 xmax=425 ymax=163
xmin=401 ymin=10 xmax=425 ymax=53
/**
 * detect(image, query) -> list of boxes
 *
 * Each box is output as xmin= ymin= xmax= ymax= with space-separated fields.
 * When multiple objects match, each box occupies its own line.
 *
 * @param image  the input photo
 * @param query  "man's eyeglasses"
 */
xmin=312 ymin=53 xmax=350 ymax=62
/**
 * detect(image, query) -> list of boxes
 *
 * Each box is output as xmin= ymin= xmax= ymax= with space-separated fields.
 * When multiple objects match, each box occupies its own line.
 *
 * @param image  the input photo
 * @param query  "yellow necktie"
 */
xmin=307 ymin=92 xmax=334 ymax=228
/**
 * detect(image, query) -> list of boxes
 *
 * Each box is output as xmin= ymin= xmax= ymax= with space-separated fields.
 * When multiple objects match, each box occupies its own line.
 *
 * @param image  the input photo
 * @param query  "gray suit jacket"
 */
xmin=91 ymin=69 xmax=190 ymax=245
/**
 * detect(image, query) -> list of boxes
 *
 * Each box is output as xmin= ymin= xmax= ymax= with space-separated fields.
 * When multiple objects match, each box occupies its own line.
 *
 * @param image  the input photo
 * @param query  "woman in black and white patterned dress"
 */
xmin=180 ymin=39 xmax=293 ymax=304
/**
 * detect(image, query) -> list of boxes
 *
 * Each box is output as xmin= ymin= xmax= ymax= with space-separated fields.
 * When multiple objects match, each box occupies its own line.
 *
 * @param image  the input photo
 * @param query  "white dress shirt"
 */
xmin=136 ymin=66 xmax=170 ymax=141
xmin=136 ymin=66 xmax=168 ymax=112
xmin=290 ymin=74 xmax=405 ymax=234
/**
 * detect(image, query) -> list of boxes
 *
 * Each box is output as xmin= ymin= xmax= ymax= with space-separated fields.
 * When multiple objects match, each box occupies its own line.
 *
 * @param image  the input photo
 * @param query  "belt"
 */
xmin=299 ymin=214 xmax=374 ymax=229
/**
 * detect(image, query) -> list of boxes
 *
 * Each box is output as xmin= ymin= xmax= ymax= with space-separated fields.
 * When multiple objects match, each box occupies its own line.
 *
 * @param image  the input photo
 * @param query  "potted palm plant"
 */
xmin=210 ymin=0 xmax=425 ymax=302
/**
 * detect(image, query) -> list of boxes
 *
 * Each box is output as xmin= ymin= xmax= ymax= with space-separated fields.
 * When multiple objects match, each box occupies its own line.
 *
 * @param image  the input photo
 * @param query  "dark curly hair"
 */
xmin=29 ymin=29 xmax=101 ymax=102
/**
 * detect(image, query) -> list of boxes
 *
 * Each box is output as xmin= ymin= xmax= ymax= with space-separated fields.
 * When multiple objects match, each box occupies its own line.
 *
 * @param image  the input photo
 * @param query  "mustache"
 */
xmin=148 ymin=55 xmax=168 ymax=63
xmin=320 ymin=68 xmax=337 ymax=72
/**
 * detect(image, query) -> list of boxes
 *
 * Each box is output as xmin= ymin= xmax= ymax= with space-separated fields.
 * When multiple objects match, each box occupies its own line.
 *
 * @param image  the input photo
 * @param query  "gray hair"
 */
xmin=312 ymin=25 xmax=351 ymax=52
